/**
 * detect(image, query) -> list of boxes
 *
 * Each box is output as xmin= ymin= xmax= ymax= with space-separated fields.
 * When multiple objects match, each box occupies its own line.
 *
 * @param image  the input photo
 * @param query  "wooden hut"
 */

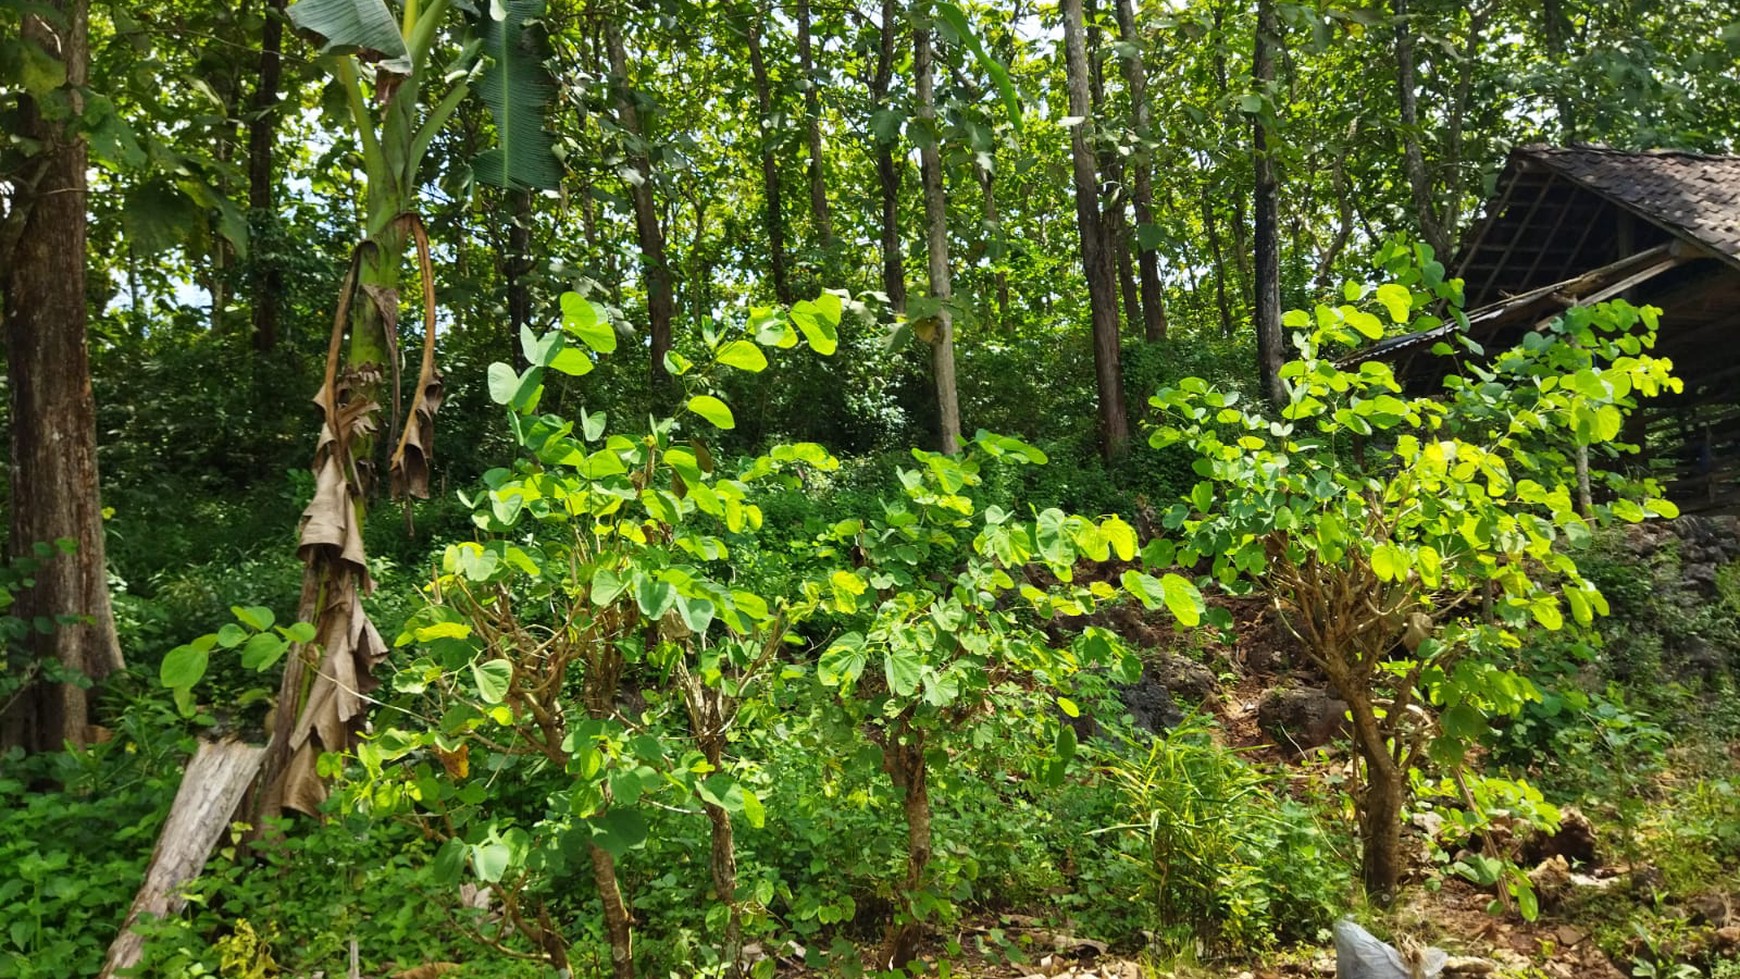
xmin=1370 ymin=145 xmax=1740 ymax=514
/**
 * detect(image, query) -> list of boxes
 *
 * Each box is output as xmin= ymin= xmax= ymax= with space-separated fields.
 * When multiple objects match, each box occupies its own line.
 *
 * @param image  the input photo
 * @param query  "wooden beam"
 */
xmin=100 ymin=740 xmax=266 ymax=979
xmin=1477 ymin=174 xmax=1557 ymax=306
xmin=1521 ymin=186 xmax=1581 ymax=286
xmin=1453 ymin=167 xmax=1523 ymax=281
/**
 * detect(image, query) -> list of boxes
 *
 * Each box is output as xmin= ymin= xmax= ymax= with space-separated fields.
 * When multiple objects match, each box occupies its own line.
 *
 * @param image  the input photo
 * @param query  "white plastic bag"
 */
xmin=1333 ymin=919 xmax=1446 ymax=979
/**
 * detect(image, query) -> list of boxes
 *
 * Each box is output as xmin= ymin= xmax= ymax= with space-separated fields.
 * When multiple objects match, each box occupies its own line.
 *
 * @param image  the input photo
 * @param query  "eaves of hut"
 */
xmin=1371 ymin=145 xmax=1740 ymax=514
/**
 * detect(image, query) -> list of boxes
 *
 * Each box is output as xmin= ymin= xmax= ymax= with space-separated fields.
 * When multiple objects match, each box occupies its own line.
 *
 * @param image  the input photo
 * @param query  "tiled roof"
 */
xmin=1520 ymin=145 xmax=1740 ymax=264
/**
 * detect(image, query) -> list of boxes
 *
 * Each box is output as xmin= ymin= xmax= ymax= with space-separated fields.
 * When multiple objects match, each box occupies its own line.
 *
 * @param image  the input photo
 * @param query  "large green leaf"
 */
xmin=931 ymin=1 xmax=1022 ymax=130
xmin=285 ymin=0 xmax=413 ymax=76
xmin=470 ymin=1 xmax=561 ymax=190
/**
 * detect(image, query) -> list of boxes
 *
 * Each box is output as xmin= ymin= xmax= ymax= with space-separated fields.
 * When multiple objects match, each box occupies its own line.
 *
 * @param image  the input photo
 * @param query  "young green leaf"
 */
xmin=687 ymin=395 xmax=736 ymax=430
xmin=472 ymin=659 xmax=513 ymax=704
xmin=715 ymin=339 xmax=768 ymax=373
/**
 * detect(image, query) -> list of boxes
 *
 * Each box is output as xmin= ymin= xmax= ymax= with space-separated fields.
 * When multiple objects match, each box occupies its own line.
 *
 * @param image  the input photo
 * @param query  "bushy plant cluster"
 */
xmin=0 ymin=719 xmax=187 ymax=978
xmin=1098 ymin=716 xmax=1350 ymax=957
xmin=20 ymin=251 xmax=1735 ymax=979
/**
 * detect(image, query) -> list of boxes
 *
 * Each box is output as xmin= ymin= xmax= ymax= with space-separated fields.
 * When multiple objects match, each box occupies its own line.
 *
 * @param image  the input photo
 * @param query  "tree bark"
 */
xmin=915 ymin=19 xmax=961 ymax=454
xmin=1085 ymin=0 xmax=1141 ymax=338
xmin=1252 ymin=0 xmax=1285 ymax=409
xmin=796 ymin=0 xmax=833 ymax=249
xmin=0 ymin=0 xmax=124 ymax=754
xmin=1393 ymin=0 xmax=1452 ymax=258
xmin=882 ymin=724 xmax=932 ymax=971
xmin=1203 ymin=194 xmax=1234 ymax=337
xmin=1344 ymin=688 xmax=1404 ymax=905
xmin=743 ymin=14 xmax=793 ymax=304
xmin=977 ymin=165 xmax=1010 ymax=329
xmin=100 ymin=740 xmax=266 ymax=978
xmin=590 ymin=842 xmax=638 ymax=979
xmin=872 ymin=0 xmax=906 ymax=313
xmin=605 ymin=23 xmax=675 ymax=387
xmin=1062 ymin=0 xmax=1130 ymax=457
xmin=247 ymin=0 xmax=288 ymax=352
xmin=1114 ymin=0 xmax=1166 ymax=340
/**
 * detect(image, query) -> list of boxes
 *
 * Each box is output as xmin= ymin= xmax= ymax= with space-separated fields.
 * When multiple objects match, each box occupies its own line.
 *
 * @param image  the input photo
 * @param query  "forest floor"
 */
xmin=812 ymin=580 xmax=1740 ymax=979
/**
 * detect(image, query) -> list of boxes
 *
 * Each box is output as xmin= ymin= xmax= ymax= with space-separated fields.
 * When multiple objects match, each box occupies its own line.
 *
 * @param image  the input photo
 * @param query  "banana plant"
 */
xmin=257 ymin=0 xmax=561 ymax=819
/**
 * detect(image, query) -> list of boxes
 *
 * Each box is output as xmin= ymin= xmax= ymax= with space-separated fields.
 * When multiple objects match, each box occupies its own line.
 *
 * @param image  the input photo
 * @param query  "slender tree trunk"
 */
xmin=1541 ymin=0 xmax=1576 ymax=141
xmin=915 ymin=19 xmax=961 ymax=454
xmin=0 ymin=0 xmax=123 ymax=754
xmin=882 ymin=723 xmax=932 ymax=971
xmin=743 ymin=16 xmax=793 ymax=304
xmin=796 ymin=0 xmax=833 ymax=249
xmin=1085 ymin=0 xmax=1140 ymax=337
xmin=1211 ymin=0 xmax=1252 ymax=304
xmin=247 ymin=0 xmax=287 ymax=352
xmin=1252 ymin=0 xmax=1284 ymax=409
xmin=605 ymin=23 xmax=675 ymax=386
xmin=1203 ymin=195 xmax=1234 ymax=337
xmin=1114 ymin=0 xmax=1166 ymax=340
xmin=695 ymin=728 xmax=743 ymax=978
xmin=1062 ymin=0 xmax=1130 ymax=456
xmin=589 ymin=843 xmax=637 ymax=979
xmin=977 ymin=165 xmax=1010 ymax=329
xmin=872 ymin=0 xmax=906 ymax=313
xmin=1440 ymin=3 xmax=1490 ymax=240
xmin=1393 ymin=0 xmax=1452 ymax=258
xmin=1315 ymin=141 xmax=1355 ymax=288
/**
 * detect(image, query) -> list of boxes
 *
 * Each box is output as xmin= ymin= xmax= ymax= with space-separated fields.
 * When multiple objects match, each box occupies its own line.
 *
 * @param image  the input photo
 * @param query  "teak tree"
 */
xmin=1146 ymin=243 xmax=1682 ymax=903
xmin=0 ymin=0 xmax=125 ymax=754
xmin=352 ymin=292 xmax=844 ymax=978
xmin=814 ymin=435 xmax=1194 ymax=969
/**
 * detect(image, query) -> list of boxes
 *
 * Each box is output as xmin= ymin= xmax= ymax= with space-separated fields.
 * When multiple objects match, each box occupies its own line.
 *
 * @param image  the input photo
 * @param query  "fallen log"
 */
xmin=100 ymin=738 xmax=266 ymax=978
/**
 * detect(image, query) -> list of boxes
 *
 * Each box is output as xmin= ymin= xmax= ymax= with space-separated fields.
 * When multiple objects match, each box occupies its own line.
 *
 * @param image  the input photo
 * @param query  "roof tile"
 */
xmin=1519 ymin=145 xmax=1740 ymax=262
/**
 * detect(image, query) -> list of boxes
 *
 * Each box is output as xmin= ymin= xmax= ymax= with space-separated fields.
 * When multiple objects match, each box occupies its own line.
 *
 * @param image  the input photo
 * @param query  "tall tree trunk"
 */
xmin=1062 ymin=0 xmax=1130 ymax=457
xmin=1203 ymin=195 xmax=1234 ymax=337
xmin=1393 ymin=0 xmax=1452 ymax=258
xmin=796 ymin=0 xmax=833 ymax=249
xmin=0 ymin=0 xmax=123 ymax=754
xmin=977 ymin=165 xmax=1010 ymax=329
xmin=1085 ymin=0 xmax=1141 ymax=337
xmin=743 ymin=15 xmax=793 ymax=304
xmin=247 ymin=0 xmax=287 ymax=351
xmin=915 ymin=18 xmax=961 ymax=454
xmin=872 ymin=0 xmax=906 ymax=313
xmin=1114 ymin=0 xmax=1166 ymax=340
xmin=1252 ymin=0 xmax=1284 ymax=409
xmin=605 ymin=23 xmax=675 ymax=387
xmin=1211 ymin=0 xmax=1252 ymax=305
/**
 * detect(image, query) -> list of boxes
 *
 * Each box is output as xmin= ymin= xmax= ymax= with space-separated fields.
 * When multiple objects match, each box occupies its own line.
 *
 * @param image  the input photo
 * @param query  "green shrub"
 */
xmin=1098 ymin=715 xmax=1350 ymax=958
xmin=0 ymin=719 xmax=187 ymax=978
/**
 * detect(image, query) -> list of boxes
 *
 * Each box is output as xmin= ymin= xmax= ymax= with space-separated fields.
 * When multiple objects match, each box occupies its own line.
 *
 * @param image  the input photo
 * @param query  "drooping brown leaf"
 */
xmin=256 ymin=248 xmax=391 ymax=820
xmin=391 ymin=215 xmax=442 ymax=500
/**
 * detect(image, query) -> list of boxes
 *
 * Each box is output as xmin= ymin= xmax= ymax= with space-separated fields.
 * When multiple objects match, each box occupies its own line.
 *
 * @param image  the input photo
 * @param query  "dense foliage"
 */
xmin=4 ymin=0 xmax=1740 ymax=977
